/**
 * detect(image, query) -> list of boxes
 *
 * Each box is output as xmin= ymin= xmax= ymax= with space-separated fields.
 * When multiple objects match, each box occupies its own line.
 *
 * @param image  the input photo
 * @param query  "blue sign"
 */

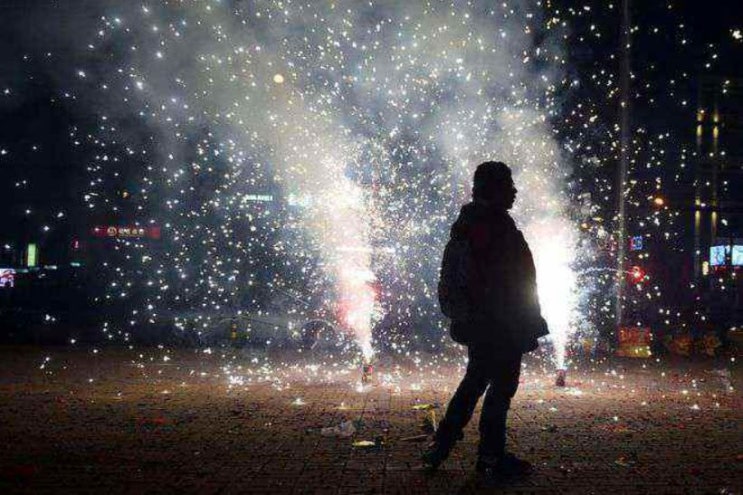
xmin=629 ymin=236 xmax=643 ymax=251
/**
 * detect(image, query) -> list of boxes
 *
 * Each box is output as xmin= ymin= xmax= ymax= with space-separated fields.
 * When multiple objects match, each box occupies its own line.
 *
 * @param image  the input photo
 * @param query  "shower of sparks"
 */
xmin=60 ymin=0 xmax=584 ymax=363
xmin=2 ymin=0 xmax=735 ymax=369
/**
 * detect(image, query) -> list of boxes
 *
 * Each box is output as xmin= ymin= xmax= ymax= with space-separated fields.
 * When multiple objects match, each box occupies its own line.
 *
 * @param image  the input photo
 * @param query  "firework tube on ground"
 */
xmin=555 ymin=368 xmax=567 ymax=387
xmin=361 ymin=362 xmax=374 ymax=385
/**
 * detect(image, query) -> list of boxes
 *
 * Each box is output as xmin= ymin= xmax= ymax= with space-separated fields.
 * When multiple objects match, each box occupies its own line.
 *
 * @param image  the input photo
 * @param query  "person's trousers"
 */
xmin=434 ymin=346 xmax=522 ymax=458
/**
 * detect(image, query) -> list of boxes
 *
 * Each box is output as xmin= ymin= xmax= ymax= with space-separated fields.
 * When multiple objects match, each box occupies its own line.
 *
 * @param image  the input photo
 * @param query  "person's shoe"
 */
xmin=476 ymin=453 xmax=533 ymax=478
xmin=421 ymin=441 xmax=452 ymax=471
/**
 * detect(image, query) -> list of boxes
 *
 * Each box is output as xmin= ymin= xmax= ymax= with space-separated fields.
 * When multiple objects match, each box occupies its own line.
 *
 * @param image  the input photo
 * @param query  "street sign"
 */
xmin=629 ymin=235 xmax=643 ymax=251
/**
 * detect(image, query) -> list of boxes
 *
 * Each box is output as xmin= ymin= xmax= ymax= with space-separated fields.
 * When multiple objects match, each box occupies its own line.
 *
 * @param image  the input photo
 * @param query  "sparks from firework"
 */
xmin=64 ymin=0 xmax=587 ymax=360
xmin=527 ymin=219 xmax=578 ymax=369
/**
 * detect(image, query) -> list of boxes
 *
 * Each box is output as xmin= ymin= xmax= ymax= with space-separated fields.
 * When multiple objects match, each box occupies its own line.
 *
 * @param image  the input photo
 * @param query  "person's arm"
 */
xmin=438 ymin=236 xmax=472 ymax=321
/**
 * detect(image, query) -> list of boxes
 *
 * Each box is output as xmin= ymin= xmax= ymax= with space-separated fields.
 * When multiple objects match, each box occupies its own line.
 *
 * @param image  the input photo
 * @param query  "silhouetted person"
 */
xmin=423 ymin=161 xmax=549 ymax=479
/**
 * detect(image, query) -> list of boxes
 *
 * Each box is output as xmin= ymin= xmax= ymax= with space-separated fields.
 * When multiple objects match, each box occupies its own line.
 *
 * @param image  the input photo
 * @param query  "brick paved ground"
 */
xmin=0 ymin=345 xmax=741 ymax=494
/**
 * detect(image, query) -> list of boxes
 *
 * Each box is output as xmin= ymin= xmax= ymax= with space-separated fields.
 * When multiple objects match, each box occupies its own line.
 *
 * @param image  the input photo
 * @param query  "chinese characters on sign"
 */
xmin=91 ymin=226 xmax=162 ymax=240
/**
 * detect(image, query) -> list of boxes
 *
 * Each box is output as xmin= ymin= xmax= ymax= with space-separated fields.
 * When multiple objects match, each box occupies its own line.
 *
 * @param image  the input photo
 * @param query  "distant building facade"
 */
xmin=694 ymin=76 xmax=743 ymax=325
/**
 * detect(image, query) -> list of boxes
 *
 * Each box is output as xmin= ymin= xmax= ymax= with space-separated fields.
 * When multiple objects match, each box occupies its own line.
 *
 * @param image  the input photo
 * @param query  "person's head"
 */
xmin=472 ymin=161 xmax=516 ymax=209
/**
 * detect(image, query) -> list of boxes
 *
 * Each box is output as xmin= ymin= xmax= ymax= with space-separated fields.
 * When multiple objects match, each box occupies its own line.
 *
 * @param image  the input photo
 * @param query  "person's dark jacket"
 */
xmin=440 ymin=201 xmax=549 ymax=352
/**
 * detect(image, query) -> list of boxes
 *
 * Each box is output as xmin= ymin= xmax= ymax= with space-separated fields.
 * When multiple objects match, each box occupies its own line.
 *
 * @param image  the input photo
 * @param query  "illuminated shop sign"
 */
xmin=91 ymin=226 xmax=162 ymax=240
xmin=709 ymin=245 xmax=743 ymax=266
xmin=242 ymin=194 xmax=274 ymax=203
xmin=26 ymin=243 xmax=38 ymax=267
xmin=0 ymin=268 xmax=15 ymax=288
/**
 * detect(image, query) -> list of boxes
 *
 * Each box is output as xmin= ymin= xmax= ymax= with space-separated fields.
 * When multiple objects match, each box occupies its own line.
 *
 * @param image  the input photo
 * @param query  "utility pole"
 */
xmin=615 ymin=0 xmax=632 ymax=331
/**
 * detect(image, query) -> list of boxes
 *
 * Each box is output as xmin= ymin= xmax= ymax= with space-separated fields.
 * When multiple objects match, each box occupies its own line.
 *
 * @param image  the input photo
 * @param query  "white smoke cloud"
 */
xmin=13 ymin=0 xmax=582 ymax=361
